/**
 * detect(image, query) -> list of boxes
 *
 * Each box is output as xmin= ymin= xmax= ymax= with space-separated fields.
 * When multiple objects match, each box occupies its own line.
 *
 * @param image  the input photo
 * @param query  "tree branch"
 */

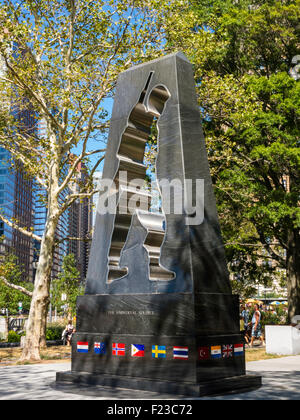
xmin=55 ymin=235 xmax=92 ymax=245
xmin=0 ymin=276 xmax=33 ymax=297
xmin=58 ymin=187 xmax=99 ymax=218
xmin=0 ymin=214 xmax=42 ymax=242
xmin=61 ymin=0 xmax=76 ymax=138
xmin=56 ymin=149 xmax=105 ymax=196
xmin=2 ymin=58 xmax=62 ymax=133
xmin=256 ymin=228 xmax=285 ymax=264
xmin=225 ymin=242 xmax=281 ymax=247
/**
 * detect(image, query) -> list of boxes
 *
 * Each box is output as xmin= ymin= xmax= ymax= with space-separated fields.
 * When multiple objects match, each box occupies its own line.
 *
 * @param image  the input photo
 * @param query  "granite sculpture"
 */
xmin=57 ymin=52 xmax=261 ymax=396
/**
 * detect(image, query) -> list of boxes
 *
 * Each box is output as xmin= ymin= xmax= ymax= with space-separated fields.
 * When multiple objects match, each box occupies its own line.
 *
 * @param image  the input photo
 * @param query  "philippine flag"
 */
xmin=173 ymin=346 xmax=188 ymax=360
xmin=112 ymin=342 xmax=125 ymax=356
xmin=131 ymin=344 xmax=145 ymax=357
xmin=77 ymin=341 xmax=89 ymax=353
xmin=234 ymin=344 xmax=244 ymax=356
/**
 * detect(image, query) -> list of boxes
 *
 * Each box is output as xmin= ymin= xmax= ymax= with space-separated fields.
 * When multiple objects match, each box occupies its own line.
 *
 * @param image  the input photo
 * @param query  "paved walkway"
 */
xmin=0 ymin=356 xmax=299 ymax=400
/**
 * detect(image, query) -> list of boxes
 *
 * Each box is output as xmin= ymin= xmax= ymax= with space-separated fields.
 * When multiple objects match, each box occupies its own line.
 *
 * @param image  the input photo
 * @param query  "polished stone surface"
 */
xmin=57 ymin=371 xmax=261 ymax=398
xmin=86 ymin=52 xmax=231 ymax=296
xmin=70 ymin=332 xmax=246 ymax=384
xmin=76 ymin=293 xmax=240 ymax=336
xmin=57 ymin=53 xmax=261 ymax=396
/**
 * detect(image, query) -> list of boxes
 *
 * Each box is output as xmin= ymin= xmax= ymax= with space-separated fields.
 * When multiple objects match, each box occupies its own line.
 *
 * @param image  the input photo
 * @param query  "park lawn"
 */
xmin=0 ymin=345 xmax=71 ymax=366
xmin=245 ymin=346 xmax=286 ymax=362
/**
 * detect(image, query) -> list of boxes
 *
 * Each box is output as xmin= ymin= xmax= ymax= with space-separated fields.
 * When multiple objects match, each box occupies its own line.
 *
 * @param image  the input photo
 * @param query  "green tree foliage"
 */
xmin=0 ymin=254 xmax=33 ymax=315
xmin=166 ymin=0 xmax=300 ymax=318
xmin=0 ymin=0 xmax=181 ymax=360
xmin=51 ymin=254 xmax=83 ymax=317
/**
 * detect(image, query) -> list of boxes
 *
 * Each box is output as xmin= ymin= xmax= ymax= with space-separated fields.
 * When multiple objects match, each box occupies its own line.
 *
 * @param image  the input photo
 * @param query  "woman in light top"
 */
xmin=250 ymin=304 xmax=265 ymax=348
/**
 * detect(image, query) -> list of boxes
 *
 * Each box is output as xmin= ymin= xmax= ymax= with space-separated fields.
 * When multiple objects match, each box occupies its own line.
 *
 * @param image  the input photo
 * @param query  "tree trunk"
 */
xmin=5 ymin=313 xmax=9 ymax=341
xmin=20 ymin=127 xmax=61 ymax=361
xmin=20 ymin=214 xmax=58 ymax=361
xmin=286 ymin=230 xmax=300 ymax=324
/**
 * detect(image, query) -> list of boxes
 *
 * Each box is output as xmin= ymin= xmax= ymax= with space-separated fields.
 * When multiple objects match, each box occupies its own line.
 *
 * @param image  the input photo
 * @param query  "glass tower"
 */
xmin=0 ymin=148 xmax=16 ymax=253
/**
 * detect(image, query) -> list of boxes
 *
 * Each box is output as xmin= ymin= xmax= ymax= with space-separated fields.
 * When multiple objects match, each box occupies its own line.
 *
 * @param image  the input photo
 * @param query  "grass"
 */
xmin=0 ymin=345 xmax=71 ymax=366
xmin=245 ymin=346 xmax=287 ymax=362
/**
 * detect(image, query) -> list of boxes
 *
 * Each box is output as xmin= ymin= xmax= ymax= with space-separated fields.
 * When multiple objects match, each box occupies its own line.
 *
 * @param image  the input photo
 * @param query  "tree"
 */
xmin=166 ymin=0 xmax=300 ymax=320
xmin=0 ymin=253 xmax=33 ymax=339
xmin=0 ymin=253 xmax=33 ymax=313
xmin=51 ymin=254 xmax=83 ymax=318
xmin=0 ymin=0 xmax=175 ymax=360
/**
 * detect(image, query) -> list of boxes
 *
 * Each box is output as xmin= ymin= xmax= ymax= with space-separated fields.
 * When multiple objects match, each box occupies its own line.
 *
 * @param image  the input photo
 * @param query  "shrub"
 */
xmin=261 ymin=308 xmax=288 ymax=329
xmin=46 ymin=325 xmax=64 ymax=341
xmin=7 ymin=330 xmax=21 ymax=343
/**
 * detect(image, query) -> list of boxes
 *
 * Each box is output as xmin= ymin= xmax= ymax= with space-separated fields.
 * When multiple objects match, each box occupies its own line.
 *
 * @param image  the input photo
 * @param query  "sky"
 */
xmin=71 ymin=96 xmax=114 ymax=175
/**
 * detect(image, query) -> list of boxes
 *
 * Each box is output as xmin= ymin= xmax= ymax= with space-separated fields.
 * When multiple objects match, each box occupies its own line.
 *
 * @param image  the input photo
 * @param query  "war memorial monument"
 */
xmin=57 ymin=52 xmax=262 ymax=396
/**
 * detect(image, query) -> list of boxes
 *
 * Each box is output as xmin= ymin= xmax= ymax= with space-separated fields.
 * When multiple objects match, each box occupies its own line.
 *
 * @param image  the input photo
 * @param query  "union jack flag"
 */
xmin=222 ymin=344 xmax=233 ymax=358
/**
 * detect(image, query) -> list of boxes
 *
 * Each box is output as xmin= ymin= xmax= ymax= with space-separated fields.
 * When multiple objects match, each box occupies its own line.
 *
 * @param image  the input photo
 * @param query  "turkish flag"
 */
xmin=198 ymin=346 xmax=210 ymax=360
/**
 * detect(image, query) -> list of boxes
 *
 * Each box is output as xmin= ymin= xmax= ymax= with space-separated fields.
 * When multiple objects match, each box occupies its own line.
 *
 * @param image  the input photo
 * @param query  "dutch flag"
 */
xmin=77 ymin=341 xmax=89 ymax=353
xmin=234 ymin=344 xmax=244 ymax=356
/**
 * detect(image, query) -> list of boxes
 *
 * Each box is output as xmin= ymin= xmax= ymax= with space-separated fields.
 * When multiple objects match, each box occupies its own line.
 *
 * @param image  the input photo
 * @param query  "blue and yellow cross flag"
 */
xmin=152 ymin=345 xmax=166 ymax=358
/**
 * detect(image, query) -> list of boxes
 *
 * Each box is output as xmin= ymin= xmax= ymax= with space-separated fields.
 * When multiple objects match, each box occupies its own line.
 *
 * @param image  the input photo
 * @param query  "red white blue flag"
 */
xmin=131 ymin=344 xmax=145 ymax=357
xmin=77 ymin=342 xmax=88 ymax=353
xmin=234 ymin=344 xmax=244 ymax=356
xmin=112 ymin=342 xmax=125 ymax=356
xmin=173 ymin=346 xmax=189 ymax=360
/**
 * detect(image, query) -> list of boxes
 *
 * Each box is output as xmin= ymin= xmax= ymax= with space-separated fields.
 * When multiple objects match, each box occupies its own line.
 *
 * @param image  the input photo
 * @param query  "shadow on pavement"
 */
xmin=1 ymin=361 xmax=300 ymax=400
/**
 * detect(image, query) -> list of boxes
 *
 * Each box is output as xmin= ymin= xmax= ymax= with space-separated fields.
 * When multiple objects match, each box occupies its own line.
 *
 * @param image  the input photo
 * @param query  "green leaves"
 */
xmin=0 ymin=0 xmax=172 ymax=170
xmin=0 ymin=254 xmax=33 ymax=314
xmin=0 ymin=0 xmax=181 ymax=223
xmin=51 ymin=254 xmax=83 ymax=317
xmin=167 ymin=0 xmax=300 ymax=298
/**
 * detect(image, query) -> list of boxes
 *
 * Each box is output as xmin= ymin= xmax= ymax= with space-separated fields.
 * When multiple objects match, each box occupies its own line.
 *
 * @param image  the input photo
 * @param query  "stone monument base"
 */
xmin=56 ymin=293 xmax=262 ymax=396
xmin=56 ymin=370 xmax=261 ymax=397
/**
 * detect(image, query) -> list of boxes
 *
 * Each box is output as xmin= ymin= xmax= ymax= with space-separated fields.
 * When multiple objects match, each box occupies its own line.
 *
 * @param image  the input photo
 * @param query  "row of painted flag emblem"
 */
xmin=77 ymin=342 xmax=244 ymax=359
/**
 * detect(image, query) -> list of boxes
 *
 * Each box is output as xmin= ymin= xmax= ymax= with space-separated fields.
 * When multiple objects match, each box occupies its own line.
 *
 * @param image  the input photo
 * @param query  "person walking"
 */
xmin=250 ymin=304 xmax=265 ymax=348
xmin=241 ymin=305 xmax=250 ymax=346
xmin=241 ymin=305 xmax=250 ymax=328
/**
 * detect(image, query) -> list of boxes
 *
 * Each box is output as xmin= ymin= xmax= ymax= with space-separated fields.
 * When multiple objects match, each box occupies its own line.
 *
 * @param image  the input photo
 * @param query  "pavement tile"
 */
xmin=0 ymin=357 xmax=299 ymax=400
